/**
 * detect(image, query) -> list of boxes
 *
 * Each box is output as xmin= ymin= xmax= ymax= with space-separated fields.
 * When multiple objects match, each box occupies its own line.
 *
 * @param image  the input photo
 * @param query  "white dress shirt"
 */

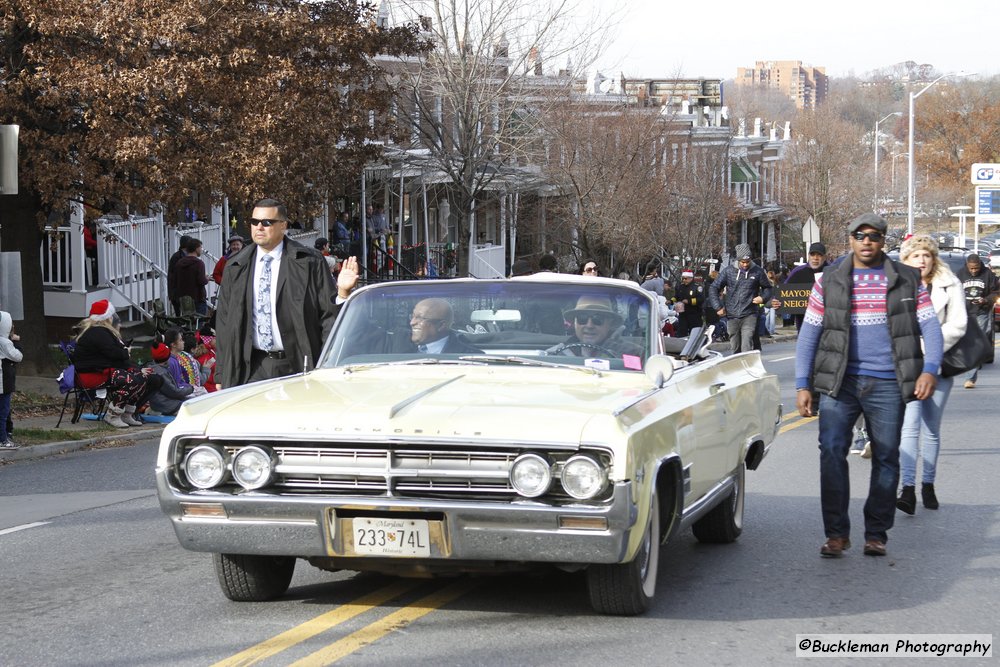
xmin=253 ymin=243 xmax=284 ymax=351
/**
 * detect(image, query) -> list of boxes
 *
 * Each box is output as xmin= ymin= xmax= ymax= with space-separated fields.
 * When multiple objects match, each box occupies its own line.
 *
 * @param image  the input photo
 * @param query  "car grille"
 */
xmin=273 ymin=447 xmax=519 ymax=497
xmin=186 ymin=442 xmax=612 ymax=501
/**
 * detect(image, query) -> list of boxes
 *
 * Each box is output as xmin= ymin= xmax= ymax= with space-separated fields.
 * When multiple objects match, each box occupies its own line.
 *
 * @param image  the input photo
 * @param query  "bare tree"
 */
xmin=781 ymin=107 xmax=871 ymax=252
xmin=384 ymin=0 xmax=613 ymax=273
xmin=538 ymin=99 xmax=739 ymax=278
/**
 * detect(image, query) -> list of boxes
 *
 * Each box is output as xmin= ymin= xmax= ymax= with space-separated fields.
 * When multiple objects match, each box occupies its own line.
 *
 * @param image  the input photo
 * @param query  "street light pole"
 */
xmin=873 ymin=112 xmax=902 ymax=213
xmin=891 ymin=152 xmax=909 ymax=196
xmin=907 ymin=71 xmax=976 ymax=234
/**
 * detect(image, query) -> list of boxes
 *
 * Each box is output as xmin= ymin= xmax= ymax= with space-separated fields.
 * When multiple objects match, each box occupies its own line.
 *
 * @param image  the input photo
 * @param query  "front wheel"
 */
xmin=692 ymin=463 xmax=745 ymax=543
xmin=213 ymin=553 xmax=296 ymax=601
xmin=587 ymin=492 xmax=660 ymax=616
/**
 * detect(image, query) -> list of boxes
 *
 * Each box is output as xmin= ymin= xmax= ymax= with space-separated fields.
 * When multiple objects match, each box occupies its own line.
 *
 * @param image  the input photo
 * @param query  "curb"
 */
xmin=0 ymin=425 xmax=165 ymax=462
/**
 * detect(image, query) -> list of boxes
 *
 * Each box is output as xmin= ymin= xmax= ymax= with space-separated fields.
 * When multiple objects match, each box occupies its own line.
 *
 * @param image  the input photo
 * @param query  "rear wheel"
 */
xmin=213 ymin=553 xmax=295 ymax=601
xmin=587 ymin=492 xmax=660 ymax=616
xmin=692 ymin=464 xmax=745 ymax=543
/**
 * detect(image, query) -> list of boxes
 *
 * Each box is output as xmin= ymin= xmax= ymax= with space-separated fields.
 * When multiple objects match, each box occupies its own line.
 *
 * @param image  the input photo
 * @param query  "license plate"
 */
xmin=352 ymin=518 xmax=430 ymax=557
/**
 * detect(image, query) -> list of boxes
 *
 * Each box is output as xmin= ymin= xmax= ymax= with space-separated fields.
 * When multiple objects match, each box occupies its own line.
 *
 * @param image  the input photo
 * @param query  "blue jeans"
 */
xmin=0 ymin=392 xmax=11 ymax=442
xmin=960 ymin=312 xmax=993 ymax=384
xmin=818 ymin=375 xmax=905 ymax=543
xmin=899 ymin=375 xmax=953 ymax=485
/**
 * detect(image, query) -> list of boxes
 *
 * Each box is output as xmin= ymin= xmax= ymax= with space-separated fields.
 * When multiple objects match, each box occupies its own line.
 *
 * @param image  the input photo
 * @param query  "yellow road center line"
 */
xmin=288 ymin=578 xmax=478 ymax=667
xmin=780 ymin=410 xmax=799 ymax=423
xmin=780 ymin=415 xmax=816 ymax=434
xmin=211 ymin=579 xmax=421 ymax=667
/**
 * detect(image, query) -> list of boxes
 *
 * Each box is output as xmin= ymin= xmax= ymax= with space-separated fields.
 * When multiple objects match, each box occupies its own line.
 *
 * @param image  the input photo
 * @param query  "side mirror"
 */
xmin=643 ymin=355 xmax=675 ymax=388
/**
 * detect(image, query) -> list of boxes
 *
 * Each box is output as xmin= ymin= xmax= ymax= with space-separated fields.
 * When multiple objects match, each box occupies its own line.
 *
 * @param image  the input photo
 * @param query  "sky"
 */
xmin=589 ymin=0 xmax=996 ymax=80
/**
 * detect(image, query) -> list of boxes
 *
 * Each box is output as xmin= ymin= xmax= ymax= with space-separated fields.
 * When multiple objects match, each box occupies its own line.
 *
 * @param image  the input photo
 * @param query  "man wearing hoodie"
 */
xmin=174 ymin=237 xmax=210 ymax=315
xmin=0 ymin=311 xmax=23 ymax=448
xmin=709 ymin=244 xmax=773 ymax=354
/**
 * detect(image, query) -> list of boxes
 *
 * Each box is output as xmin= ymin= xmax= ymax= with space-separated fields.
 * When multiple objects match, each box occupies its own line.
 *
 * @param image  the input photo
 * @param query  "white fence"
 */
xmin=40 ymin=212 xmax=225 ymax=318
xmin=469 ymin=243 xmax=505 ymax=279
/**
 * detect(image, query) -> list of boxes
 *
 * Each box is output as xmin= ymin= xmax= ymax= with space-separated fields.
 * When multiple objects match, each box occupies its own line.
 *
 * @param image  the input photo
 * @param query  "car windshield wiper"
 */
xmin=457 ymin=354 xmax=603 ymax=375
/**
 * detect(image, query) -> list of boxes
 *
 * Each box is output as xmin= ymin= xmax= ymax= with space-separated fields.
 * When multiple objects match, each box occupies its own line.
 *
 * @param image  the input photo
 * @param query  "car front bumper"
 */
xmin=157 ymin=474 xmax=640 ymax=565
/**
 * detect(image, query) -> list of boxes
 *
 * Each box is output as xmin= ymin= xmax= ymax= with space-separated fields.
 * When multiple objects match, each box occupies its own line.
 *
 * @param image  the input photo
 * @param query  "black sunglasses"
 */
xmin=249 ymin=218 xmax=286 ymax=227
xmin=851 ymin=231 xmax=884 ymax=242
xmin=574 ymin=314 xmax=607 ymax=326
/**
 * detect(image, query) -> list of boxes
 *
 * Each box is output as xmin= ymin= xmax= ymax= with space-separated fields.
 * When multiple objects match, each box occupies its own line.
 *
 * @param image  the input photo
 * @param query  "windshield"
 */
xmin=321 ymin=279 xmax=658 ymax=372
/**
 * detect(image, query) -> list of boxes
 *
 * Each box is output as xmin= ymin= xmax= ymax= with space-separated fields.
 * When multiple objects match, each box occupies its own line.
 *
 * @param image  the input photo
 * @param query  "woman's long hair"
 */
xmin=75 ymin=316 xmax=122 ymax=343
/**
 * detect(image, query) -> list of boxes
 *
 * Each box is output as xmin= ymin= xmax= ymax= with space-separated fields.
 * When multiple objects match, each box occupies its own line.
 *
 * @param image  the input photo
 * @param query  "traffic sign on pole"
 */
xmin=801 ymin=216 xmax=820 ymax=249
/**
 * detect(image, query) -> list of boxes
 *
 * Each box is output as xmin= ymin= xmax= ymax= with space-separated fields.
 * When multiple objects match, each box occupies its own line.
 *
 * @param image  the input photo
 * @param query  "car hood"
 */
xmin=172 ymin=365 xmax=652 ymax=443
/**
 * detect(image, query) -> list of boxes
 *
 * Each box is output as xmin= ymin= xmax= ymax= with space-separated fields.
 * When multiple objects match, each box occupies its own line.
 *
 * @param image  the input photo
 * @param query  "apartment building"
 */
xmin=735 ymin=60 xmax=828 ymax=110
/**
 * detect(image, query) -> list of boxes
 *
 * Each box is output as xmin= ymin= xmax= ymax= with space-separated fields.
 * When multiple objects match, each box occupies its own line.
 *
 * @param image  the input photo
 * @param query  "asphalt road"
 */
xmin=1 ymin=340 xmax=997 ymax=666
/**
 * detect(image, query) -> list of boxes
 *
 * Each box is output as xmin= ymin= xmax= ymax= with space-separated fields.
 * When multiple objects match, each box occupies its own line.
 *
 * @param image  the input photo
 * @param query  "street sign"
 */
xmin=801 ymin=216 xmax=820 ymax=248
xmin=971 ymin=163 xmax=1000 ymax=185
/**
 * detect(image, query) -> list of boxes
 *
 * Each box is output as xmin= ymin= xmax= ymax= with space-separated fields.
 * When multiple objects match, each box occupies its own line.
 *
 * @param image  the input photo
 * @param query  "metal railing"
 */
xmin=97 ymin=218 xmax=167 ymax=319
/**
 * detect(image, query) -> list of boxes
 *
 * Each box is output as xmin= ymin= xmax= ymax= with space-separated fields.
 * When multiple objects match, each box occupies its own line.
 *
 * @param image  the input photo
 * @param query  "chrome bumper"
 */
xmin=156 ymin=474 xmax=639 ymax=565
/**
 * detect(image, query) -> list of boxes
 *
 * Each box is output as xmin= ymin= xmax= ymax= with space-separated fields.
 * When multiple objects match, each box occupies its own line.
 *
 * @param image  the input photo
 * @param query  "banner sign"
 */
xmin=775 ymin=284 xmax=812 ymax=315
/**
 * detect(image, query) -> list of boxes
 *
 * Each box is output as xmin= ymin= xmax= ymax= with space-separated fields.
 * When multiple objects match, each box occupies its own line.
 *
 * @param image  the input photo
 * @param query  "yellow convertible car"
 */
xmin=156 ymin=274 xmax=781 ymax=615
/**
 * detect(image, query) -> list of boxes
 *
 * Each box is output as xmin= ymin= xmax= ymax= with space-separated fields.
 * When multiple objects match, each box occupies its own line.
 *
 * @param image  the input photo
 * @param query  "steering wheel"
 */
xmin=549 ymin=342 xmax=619 ymax=358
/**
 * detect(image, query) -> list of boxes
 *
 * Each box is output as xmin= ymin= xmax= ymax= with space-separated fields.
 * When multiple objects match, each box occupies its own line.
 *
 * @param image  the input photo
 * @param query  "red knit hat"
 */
xmin=89 ymin=299 xmax=115 ymax=321
xmin=150 ymin=342 xmax=171 ymax=363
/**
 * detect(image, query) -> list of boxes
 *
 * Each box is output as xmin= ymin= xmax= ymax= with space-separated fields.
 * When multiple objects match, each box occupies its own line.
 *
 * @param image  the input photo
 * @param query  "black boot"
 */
xmin=896 ymin=485 xmax=916 ymax=515
xmin=921 ymin=483 xmax=939 ymax=510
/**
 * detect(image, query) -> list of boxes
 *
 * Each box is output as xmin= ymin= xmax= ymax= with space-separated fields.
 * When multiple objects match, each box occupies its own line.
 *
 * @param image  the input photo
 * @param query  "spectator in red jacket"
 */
xmin=212 ymin=235 xmax=245 ymax=285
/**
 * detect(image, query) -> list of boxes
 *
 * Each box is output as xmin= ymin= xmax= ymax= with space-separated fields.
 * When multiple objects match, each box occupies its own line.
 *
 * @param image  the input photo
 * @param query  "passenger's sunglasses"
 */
xmin=249 ymin=218 xmax=285 ymax=227
xmin=583 ymin=266 xmax=598 ymax=273
xmin=851 ymin=231 xmax=884 ymax=242
xmin=574 ymin=314 xmax=608 ymax=326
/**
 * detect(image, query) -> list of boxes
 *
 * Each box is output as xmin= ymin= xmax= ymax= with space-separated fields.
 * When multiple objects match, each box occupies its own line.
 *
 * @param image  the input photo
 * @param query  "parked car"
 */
xmin=888 ymin=246 xmax=971 ymax=275
xmin=156 ymin=275 xmax=782 ymax=615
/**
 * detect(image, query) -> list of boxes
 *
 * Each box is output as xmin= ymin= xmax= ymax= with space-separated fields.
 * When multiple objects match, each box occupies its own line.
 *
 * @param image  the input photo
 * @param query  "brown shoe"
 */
xmin=964 ymin=380 xmax=975 ymax=389
xmin=863 ymin=540 xmax=887 ymax=556
xmin=820 ymin=537 xmax=851 ymax=557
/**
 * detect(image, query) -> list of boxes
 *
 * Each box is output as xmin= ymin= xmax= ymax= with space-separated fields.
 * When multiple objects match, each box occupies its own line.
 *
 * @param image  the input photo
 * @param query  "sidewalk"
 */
xmin=0 ymin=376 xmax=166 ymax=462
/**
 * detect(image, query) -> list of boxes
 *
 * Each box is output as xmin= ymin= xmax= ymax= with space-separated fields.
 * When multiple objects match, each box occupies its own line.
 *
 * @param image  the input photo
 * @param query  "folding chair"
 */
xmin=178 ymin=295 xmax=208 ymax=331
xmin=56 ymin=341 xmax=109 ymax=427
xmin=147 ymin=298 xmax=190 ymax=335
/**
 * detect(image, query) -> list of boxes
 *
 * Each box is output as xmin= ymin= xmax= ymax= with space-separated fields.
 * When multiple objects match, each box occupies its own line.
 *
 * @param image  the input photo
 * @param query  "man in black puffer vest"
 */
xmin=794 ymin=213 xmax=944 ymax=560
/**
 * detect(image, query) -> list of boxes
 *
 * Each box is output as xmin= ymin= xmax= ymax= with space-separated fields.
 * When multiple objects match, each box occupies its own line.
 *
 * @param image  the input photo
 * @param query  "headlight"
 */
xmin=183 ymin=445 xmax=229 ymax=489
xmin=231 ymin=446 xmax=277 ymax=490
xmin=560 ymin=455 xmax=608 ymax=500
xmin=509 ymin=453 xmax=553 ymax=497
